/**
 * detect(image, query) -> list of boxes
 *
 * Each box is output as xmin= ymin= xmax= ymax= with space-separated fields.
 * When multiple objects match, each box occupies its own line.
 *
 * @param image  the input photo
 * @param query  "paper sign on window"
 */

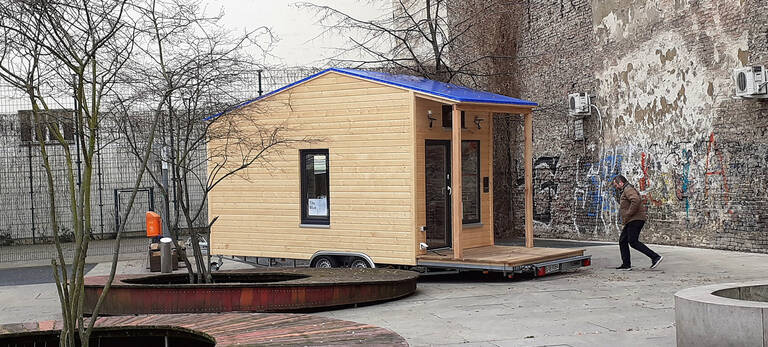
xmin=308 ymin=197 xmax=328 ymax=216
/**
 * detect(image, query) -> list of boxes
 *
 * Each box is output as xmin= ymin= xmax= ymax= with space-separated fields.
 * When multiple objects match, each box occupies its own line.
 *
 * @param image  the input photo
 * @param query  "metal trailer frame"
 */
xmin=211 ymin=253 xmax=592 ymax=279
xmin=416 ymin=255 xmax=592 ymax=277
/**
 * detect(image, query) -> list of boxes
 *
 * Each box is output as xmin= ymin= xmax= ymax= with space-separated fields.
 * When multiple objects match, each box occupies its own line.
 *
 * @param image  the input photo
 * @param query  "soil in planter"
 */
xmin=121 ymin=272 xmax=309 ymax=285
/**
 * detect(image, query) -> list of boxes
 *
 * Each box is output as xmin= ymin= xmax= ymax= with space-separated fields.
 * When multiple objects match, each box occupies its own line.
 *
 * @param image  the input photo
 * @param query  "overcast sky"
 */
xmin=209 ymin=0 xmax=383 ymax=67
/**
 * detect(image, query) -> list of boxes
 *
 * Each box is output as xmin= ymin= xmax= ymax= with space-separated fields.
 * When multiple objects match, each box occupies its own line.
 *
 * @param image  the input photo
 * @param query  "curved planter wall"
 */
xmin=675 ymin=280 xmax=768 ymax=347
xmin=84 ymin=268 xmax=418 ymax=315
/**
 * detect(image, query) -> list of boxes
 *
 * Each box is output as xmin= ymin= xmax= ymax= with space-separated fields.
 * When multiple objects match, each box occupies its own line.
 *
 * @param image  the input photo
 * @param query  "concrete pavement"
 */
xmin=315 ymin=242 xmax=768 ymax=346
xmin=0 ymin=240 xmax=766 ymax=346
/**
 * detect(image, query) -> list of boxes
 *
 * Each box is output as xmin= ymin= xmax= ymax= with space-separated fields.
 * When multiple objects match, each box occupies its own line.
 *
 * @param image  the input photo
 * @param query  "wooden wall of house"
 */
xmin=208 ymin=72 xmax=416 ymax=265
xmin=413 ymin=97 xmax=494 ymax=253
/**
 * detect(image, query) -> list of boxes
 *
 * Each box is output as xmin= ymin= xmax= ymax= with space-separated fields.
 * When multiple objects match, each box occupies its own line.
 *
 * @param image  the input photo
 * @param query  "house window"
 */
xmin=18 ymin=110 xmax=75 ymax=144
xmin=441 ymin=105 xmax=466 ymax=128
xmin=462 ymin=140 xmax=480 ymax=223
xmin=300 ymin=149 xmax=330 ymax=225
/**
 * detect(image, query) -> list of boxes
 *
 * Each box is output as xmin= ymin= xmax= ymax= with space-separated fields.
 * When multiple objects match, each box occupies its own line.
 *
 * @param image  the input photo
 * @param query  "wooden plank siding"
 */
xmin=412 ymin=97 xmax=494 ymax=254
xmin=208 ymin=72 xmax=417 ymax=265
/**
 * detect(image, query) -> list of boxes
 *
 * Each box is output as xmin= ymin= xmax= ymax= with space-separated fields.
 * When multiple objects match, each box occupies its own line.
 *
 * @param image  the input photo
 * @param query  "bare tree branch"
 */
xmin=297 ymin=0 xmax=515 ymax=87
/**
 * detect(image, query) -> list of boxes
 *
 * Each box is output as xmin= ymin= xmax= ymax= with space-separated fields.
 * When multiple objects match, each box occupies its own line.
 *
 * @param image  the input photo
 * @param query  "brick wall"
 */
xmin=460 ymin=0 xmax=768 ymax=252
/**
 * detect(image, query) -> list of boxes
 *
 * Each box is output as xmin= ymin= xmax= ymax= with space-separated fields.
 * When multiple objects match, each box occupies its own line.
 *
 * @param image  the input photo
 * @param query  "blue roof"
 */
xmin=334 ymin=68 xmax=537 ymax=106
xmin=207 ymin=68 xmax=536 ymax=119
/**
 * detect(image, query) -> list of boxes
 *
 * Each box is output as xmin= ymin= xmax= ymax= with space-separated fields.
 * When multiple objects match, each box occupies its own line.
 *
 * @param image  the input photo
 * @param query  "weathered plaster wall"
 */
xmin=471 ymin=0 xmax=768 ymax=252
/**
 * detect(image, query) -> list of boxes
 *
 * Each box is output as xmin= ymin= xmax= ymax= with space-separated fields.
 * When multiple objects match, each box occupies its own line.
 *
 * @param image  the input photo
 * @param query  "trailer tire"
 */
xmin=349 ymin=257 xmax=371 ymax=268
xmin=312 ymin=255 xmax=337 ymax=268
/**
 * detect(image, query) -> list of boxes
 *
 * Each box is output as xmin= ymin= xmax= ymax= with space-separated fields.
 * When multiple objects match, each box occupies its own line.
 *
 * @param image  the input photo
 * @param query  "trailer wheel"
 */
xmin=312 ymin=255 xmax=337 ymax=268
xmin=349 ymin=257 xmax=371 ymax=268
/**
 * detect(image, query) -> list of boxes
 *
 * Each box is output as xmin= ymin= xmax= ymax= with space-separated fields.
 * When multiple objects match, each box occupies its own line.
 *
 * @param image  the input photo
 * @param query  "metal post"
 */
xmin=161 ymin=155 xmax=170 ymax=238
xmin=114 ymin=189 xmax=120 ymax=236
xmin=257 ymin=70 xmax=263 ymax=96
xmin=27 ymin=144 xmax=36 ymax=244
xmin=167 ymin=107 xmax=178 ymax=240
xmin=160 ymin=236 xmax=172 ymax=273
xmin=148 ymin=187 xmax=155 ymax=211
xmin=97 ymin=130 xmax=105 ymax=238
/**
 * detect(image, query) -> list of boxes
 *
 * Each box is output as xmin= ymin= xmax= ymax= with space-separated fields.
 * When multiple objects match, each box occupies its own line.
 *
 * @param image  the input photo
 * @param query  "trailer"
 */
xmin=207 ymin=68 xmax=591 ymax=277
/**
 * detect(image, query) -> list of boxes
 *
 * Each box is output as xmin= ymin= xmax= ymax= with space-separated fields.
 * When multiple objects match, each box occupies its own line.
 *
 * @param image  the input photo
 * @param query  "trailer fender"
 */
xmin=310 ymin=251 xmax=376 ymax=268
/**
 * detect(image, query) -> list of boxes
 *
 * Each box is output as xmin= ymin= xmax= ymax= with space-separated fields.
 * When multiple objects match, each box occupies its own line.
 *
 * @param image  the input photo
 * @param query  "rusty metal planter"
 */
xmin=84 ymin=268 xmax=418 ymax=315
xmin=0 ymin=312 xmax=409 ymax=346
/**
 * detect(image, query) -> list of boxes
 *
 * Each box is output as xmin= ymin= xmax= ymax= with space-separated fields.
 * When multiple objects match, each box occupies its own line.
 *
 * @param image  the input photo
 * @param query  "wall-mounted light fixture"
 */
xmin=427 ymin=109 xmax=437 ymax=128
xmin=473 ymin=116 xmax=485 ymax=129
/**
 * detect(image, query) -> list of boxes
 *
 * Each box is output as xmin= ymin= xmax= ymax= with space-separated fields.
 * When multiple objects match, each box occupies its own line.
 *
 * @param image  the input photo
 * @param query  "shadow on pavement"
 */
xmin=0 ymin=264 xmax=96 ymax=286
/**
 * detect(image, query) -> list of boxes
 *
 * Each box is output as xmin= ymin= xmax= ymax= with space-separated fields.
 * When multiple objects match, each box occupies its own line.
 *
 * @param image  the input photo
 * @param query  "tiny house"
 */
xmin=208 ymin=68 xmax=589 ymax=274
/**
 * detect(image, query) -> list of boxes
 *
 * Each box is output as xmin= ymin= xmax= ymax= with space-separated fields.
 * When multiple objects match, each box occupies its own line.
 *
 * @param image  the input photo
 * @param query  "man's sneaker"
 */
xmin=615 ymin=265 xmax=632 ymax=270
xmin=651 ymin=256 xmax=664 ymax=269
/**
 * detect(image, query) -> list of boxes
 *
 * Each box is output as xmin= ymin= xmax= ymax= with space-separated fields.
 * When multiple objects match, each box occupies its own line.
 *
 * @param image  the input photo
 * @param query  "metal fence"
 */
xmin=0 ymin=67 xmax=324 ymax=262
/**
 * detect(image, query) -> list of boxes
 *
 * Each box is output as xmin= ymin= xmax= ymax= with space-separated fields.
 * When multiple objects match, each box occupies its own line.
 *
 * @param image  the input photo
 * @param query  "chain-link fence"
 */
xmin=0 ymin=67 xmax=323 ymax=262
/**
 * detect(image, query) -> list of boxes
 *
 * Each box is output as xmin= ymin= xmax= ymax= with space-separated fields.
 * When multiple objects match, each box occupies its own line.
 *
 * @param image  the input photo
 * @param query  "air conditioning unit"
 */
xmin=733 ymin=66 xmax=768 ymax=98
xmin=568 ymin=93 xmax=591 ymax=116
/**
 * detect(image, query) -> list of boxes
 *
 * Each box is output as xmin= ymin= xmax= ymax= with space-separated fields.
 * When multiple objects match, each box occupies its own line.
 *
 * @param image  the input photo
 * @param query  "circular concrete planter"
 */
xmin=675 ymin=280 xmax=768 ymax=347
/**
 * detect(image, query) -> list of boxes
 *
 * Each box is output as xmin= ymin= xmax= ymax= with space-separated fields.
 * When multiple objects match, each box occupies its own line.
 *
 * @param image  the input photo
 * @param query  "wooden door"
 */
xmin=425 ymin=140 xmax=451 ymax=249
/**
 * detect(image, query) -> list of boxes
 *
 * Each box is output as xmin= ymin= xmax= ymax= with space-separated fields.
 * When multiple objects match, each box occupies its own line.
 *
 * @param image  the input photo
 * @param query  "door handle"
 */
xmin=447 ymin=186 xmax=452 ymax=195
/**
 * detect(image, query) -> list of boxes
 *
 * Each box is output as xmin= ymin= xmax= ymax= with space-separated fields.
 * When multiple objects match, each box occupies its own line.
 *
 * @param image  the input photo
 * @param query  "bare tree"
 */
xmin=117 ymin=0 xmax=311 ymax=284
xmin=297 ymin=0 xmax=516 ymax=86
xmin=0 ymin=0 xmax=162 ymax=346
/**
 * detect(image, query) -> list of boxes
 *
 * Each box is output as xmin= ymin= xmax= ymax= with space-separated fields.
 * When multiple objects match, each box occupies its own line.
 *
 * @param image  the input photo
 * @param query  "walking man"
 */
xmin=613 ymin=175 xmax=663 ymax=270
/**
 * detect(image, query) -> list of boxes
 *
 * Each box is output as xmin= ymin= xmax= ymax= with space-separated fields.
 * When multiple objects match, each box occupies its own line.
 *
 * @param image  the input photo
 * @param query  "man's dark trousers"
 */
xmin=619 ymin=220 xmax=659 ymax=266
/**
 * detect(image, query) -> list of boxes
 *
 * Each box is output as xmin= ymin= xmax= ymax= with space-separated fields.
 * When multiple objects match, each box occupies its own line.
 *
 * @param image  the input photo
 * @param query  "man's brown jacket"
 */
xmin=619 ymin=185 xmax=647 ymax=224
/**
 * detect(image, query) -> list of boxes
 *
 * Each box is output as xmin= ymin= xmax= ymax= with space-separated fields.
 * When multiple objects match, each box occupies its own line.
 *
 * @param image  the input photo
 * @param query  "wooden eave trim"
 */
xmin=412 ymin=92 xmax=460 ymax=104
xmin=455 ymin=103 xmax=536 ymax=114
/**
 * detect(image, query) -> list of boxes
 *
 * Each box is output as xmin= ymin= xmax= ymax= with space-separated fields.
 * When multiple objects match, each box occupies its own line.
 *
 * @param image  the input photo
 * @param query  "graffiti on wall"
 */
xmin=637 ymin=145 xmax=697 ymax=217
xmin=573 ymin=149 xmax=624 ymax=235
xmin=570 ymin=140 xmax=705 ymax=234
xmin=569 ymin=132 xmax=746 ymax=234
xmin=677 ymin=149 xmax=693 ymax=218
xmin=704 ymin=132 xmax=730 ymax=210
xmin=533 ymin=156 xmax=559 ymax=225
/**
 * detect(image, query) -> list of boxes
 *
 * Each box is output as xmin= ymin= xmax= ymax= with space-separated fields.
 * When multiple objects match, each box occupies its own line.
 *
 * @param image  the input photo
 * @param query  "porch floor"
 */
xmin=417 ymin=245 xmax=585 ymax=267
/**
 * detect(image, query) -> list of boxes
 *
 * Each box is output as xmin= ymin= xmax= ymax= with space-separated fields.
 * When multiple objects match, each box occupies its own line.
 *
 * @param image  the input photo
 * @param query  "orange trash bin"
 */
xmin=146 ymin=211 xmax=162 ymax=238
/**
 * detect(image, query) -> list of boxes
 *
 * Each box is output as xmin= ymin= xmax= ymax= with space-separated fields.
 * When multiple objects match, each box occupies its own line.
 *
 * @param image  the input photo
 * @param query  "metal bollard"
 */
xmin=160 ymin=237 xmax=172 ymax=273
